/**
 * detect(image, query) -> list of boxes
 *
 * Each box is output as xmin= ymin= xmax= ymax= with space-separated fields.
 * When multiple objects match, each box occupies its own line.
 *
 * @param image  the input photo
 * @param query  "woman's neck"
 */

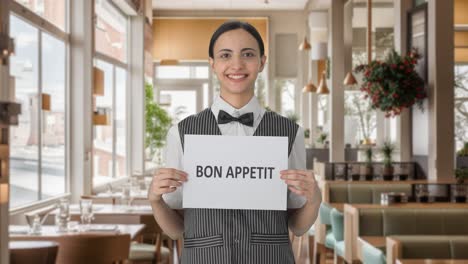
xmin=220 ymin=91 xmax=254 ymax=109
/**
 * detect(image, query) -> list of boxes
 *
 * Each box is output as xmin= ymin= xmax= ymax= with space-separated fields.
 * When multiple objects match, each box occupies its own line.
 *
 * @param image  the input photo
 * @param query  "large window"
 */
xmin=455 ymin=65 xmax=468 ymax=151
xmin=275 ymin=79 xmax=297 ymax=118
xmin=95 ymin=0 xmax=127 ymax=62
xmin=93 ymin=0 xmax=129 ymax=186
xmin=15 ymin=0 xmax=67 ymax=30
xmin=9 ymin=13 xmax=67 ymax=208
xmin=93 ymin=61 xmax=128 ymax=186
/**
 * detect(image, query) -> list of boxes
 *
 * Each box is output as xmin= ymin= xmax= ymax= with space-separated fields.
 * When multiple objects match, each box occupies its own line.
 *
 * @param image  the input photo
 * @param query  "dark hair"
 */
xmin=208 ymin=20 xmax=265 ymax=59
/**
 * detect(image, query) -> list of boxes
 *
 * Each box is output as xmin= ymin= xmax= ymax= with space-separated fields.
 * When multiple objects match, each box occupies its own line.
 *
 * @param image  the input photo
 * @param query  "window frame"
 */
xmin=92 ymin=0 xmax=131 ymax=188
xmin=9 ymin=0 xmax=71 ymax=210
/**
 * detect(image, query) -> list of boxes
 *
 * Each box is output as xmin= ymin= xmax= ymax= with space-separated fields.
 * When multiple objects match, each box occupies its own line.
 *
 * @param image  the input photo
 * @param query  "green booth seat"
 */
xmin=319 ymin=203 xmax=335 ymax=249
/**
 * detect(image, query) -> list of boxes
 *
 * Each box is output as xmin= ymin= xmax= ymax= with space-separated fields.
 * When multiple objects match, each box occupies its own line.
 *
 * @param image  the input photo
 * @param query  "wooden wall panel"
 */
xmin=152 ymin=18 xmax=268 ymax=61
xmin=455 ymin=0 xmax=468 ymax=25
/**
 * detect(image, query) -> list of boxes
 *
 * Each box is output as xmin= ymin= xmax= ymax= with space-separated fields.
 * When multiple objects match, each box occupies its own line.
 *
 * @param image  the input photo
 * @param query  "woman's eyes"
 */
xmin=218 ymin=52 xmax=256 ymax=59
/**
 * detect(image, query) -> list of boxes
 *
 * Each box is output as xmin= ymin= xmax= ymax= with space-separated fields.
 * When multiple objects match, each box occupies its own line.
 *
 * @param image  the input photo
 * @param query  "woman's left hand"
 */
xmin=280 ymin=169 xmax=318 ymax=202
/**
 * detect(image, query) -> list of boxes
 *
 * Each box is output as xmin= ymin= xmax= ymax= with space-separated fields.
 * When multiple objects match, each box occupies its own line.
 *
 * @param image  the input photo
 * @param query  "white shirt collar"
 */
xmin=211 ymin=94 xmax=264 ymax=122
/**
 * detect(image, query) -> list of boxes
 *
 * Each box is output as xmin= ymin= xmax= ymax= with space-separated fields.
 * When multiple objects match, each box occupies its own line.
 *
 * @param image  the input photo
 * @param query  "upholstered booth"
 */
xmin=386 ymin=236 xmax=468 ymax=264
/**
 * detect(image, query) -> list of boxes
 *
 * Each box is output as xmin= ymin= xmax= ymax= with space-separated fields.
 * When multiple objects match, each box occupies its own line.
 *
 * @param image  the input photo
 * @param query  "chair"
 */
xmin=129 ymin=215 xmax=171 ymax=264
xmin=9 ymin=241 xmax=59 ymax=264
xmin=15 ymin=233 xmax=131 ymax=264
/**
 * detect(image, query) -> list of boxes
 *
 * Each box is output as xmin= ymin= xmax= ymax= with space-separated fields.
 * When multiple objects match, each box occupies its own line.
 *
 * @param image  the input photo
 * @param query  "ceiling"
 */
xmin=152 ymin=0 xmax=309 ymax=11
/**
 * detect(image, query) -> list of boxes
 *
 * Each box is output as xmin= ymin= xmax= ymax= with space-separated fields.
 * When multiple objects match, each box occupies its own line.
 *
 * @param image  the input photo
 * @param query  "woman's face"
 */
xmin=209 ymin=29 xmax=267 ymax=98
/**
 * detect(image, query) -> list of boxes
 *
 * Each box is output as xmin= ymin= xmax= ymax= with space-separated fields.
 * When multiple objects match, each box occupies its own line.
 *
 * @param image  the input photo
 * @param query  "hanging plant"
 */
xmin=354 ymin=49 xmax=426 ymax=117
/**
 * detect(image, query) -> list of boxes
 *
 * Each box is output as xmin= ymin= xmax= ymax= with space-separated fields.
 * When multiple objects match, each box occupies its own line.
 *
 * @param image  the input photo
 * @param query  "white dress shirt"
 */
xmin=162 ymin=95 xmax=307 ymax=209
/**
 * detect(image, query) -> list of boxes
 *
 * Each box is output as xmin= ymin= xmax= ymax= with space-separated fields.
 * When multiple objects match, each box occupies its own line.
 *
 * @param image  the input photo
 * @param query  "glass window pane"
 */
xmin=41 ymin=32 xmax=66 ymax=198
xmin=344 ymin=91 xmax=377 ymax=146
xmin=95 ymin=0 xmax=127 ymax=62
xmin=15 ymin=0 xmax=66 ymax=31
xmin=278 ymin=79 xmax=295 ymax=117
xmin=115 ymin=67 xmax=127 ymax=178
xmin=156 ymin=66 xmax=190 ymax=79
xmin=195 ymin=66 xmax=209 ymax=79
xmin=160 ymin=90 xmax=197 ymax=124
xmin=455 ymin=65 xmax=468 ymax=151
xmin=9 ymin=15 xmax=39 ymax=207
xmin=94 ymin=60 xmax=114 ymax=185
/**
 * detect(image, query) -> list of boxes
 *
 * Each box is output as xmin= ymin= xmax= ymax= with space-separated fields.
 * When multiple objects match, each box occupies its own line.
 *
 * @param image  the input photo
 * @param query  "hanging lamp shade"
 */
xmin=343 ymin=71 xmax=358 ymax=86
xmin=299 ymin=37 xmax=311 ymax=51
xmin=317 ymin=72 xmax=329 ymax=94
xmin=302 ymin=81 xmax=317 ymax=93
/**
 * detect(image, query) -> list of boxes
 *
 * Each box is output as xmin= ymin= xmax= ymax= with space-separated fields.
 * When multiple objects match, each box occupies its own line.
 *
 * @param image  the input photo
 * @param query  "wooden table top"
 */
xmin=9 ymin=224 xmax=145 ymax=240
xmin=345 ymin=203 xmax=468 ymax=210
xmin=397 ymin=259 xmax=468 ymax=264
xmin=358 ymin=236 xmax=386 ymax=248
xmin=321 ymin=179 xmax=460 ymax=185
xmin=52 ymin=204 xmax=153 ymax=216
xmin=9 ymin=241 xmax=59 ymax=250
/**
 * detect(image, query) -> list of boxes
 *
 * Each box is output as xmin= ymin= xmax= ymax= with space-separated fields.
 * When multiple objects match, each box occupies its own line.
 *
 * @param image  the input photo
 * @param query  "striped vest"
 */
xmin=178 ymin=108 xmax=299 ymax=264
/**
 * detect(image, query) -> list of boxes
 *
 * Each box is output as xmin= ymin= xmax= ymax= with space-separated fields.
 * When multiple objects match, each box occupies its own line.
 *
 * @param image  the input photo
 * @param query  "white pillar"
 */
xmin=427 ymin=0 xmax=455 ymax=180
xmin=329 ymin=0 xmax=346 ymax=162
xmin=130 ymin=16 xmax=146 ymax=175
xmin=394 ymin=0 xmax=413 ymax=161
xmin=69 ymin=0 xmax=94 ymax=201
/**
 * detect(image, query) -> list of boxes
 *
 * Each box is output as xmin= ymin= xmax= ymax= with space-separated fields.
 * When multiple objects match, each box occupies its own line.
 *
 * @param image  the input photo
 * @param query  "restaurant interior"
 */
xmin=0 ymin=0 xmax=467 ymax=263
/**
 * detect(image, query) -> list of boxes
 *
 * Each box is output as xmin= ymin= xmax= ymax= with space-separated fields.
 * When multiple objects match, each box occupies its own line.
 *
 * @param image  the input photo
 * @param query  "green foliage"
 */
xmin=363 ymin=148 xmax=373 ymax=165
xmin=455 ymin=167 xmax=468 ymax=183
xmin=457 ymin=142 xmax=468 ymax=157
xmin=380 ymin=141 xmax=395 ymax=167
xmin=285 ymin=111 xmax=300 ymax=123
xmin=354 ymin=49 xmax=426 ymax=117
xmin=145 ymin=83 xmax=172 ymax=156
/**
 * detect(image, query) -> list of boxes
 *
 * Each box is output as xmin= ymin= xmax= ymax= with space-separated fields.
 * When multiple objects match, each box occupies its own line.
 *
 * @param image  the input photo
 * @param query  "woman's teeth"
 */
xmin=227 ymin=74 xmax=247 ymax=80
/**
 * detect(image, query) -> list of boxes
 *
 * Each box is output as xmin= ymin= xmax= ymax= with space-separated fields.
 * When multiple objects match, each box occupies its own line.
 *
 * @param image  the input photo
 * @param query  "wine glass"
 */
xmin=79 ymin=199 xmax=94 ymax=230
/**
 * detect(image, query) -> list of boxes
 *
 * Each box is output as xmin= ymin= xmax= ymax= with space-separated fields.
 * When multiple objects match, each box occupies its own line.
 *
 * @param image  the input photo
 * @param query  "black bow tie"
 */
xmin=217 ymin=110 xmax=254 ymax=127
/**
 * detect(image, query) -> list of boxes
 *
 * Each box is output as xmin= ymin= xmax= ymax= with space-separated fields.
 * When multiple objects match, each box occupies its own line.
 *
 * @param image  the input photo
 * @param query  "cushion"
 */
xmin=129 ymin=242 xmax=170 ymax=261
xmin=325 ymin=230 xmax=336 ymax=249
xmin=359 ymin=209 xmax=383 ymax=236
xmin=329 ymin=184 xmax=348 ymax=203
xmin=319 ymin=203 xmax=333 ymax=225
xmin=348 ymin=185 xmax=373 ymax=203
xmin=330 ymin=208 xmax=344 ymax=242
xmin=400 ymin=237 xmax=451 ymax=259
xmin=334 ymin=241 xmax=346 ymax=258
xmin=361 ymin=242 xmax=386 ymax=264
xmin=451 ymin=237 xmax=468 ymax=259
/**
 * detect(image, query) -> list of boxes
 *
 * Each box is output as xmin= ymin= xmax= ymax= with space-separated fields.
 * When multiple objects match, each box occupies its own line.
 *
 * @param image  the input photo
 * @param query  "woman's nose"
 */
xmin=230 ymin=55 xmax=245 ymax=69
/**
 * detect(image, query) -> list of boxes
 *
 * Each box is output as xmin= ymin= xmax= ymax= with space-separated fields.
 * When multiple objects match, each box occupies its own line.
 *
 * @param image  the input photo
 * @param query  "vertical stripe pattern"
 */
xmin=178 ymin=108 xmax=299 ymax=264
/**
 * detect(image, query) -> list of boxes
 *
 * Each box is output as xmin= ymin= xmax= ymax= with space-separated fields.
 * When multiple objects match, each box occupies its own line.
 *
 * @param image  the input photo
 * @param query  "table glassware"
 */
xmin=79 ymin=199 xmax=94 ymax=230
xmin=55 ymin=198 xmax=70 ymax=232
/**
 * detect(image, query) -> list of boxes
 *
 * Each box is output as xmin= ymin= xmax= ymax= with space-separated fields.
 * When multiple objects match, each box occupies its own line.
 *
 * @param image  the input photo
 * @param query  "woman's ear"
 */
xmin=209 ymin=57 xmax=215 ymax=72
xmin=259 ymin=55 xmax=267 ymax=72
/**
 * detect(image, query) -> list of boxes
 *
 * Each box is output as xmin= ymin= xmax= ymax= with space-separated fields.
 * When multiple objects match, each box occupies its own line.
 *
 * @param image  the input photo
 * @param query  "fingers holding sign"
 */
xmin=148 ymin=168 xmax=188 ymax=202
xmin=280 ymin=169 xmax=318 ymax=202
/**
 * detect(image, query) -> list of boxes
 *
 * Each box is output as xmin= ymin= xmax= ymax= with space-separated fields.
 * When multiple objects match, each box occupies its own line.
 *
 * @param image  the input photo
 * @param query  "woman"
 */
xmin=149 ymin=20 xmax=321 ymax=264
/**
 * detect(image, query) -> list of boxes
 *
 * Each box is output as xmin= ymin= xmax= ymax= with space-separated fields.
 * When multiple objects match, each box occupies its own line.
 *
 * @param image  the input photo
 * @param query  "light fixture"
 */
xmin=302 ymin=82 xmax=317 ymax=93
xmin=160 ymin=59 xmax=179 ymax=66
xmin=93 ymin=107 xmax=111 ymax=126
xmin=93 ymin=67 xmax=105 ymax=96
xmin=299 ymin=37 xmax=311 ymax=51
xmin=0 ymin=33 xmax=14 ymax=65
xmin=317 ymin=71 xmax=329 ymax=94
xmin=41 ymin=93 xmax=51 ymax=111
xmin=343 ymin=71 xmax=358 ymax=86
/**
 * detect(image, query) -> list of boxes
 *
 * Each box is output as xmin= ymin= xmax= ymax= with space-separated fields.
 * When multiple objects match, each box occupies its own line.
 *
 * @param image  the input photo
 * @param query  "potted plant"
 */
xmin=354 ymin=49 xmax=426 ymax=118
xmin=145 ymin=83 xmax=172 ymax=165
xmin=381 ymin=141 xmax=395 ymax=181
xmin=360 ymin=148 xmax=374 ymax=181
xmin=316 ymin=132 xmax=328 ymax=148
xmin=456 ymin=142 xmax=468 ymax=168
xmin=453 ymin=168 xmax=468 ymax=203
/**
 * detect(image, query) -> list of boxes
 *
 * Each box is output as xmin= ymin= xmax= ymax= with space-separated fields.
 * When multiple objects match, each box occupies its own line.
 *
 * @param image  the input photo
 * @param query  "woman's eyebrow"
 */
xmin=216 ymin=49 xmax=233 ymax=54
xmin=241 ymin=48 xmax=257 ymax=53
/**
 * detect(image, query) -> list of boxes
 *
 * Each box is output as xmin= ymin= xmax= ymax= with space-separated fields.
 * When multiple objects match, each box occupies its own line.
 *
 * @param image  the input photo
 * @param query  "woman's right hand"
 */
xmin=148 ymin=168 xmax=188 ymax=202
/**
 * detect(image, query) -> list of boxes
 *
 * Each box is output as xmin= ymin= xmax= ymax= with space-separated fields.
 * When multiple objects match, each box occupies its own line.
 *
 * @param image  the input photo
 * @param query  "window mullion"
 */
xmin=37 ymin=30 xmax=43 ymax=201
xmin=112 ymin=65 xmax=117 ymax=179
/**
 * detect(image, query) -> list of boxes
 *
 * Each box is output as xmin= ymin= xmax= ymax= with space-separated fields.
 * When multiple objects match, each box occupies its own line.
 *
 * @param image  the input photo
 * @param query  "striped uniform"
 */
xmin=178 ymin=108 xmax=299 ymax=264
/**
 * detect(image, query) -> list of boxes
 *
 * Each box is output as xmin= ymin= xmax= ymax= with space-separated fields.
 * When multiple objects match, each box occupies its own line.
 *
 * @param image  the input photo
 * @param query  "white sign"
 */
xmin=183 ymin=135 xmax=288 ymax=210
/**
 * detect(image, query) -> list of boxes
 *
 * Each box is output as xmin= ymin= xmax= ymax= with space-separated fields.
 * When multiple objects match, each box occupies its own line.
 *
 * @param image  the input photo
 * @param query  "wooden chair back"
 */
xmin=16 ymin=234 xmax=131 ymax=264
